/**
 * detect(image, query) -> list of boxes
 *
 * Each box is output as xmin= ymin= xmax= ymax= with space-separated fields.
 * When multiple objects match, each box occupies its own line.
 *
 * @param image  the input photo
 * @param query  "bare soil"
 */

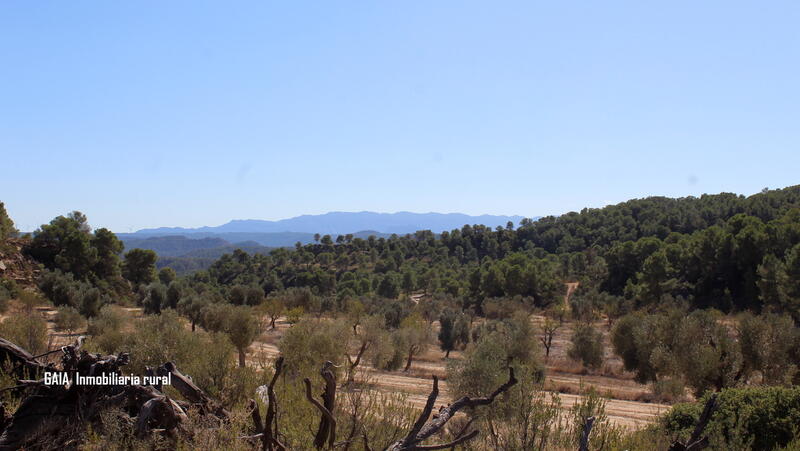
xmin=18 ymin=295 xmax=669 ymax=430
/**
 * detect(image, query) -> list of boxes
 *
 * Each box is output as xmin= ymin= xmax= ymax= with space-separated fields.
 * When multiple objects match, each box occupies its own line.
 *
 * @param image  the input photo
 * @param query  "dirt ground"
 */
xmin=251 ymin=313 xmax=669 ymax=429
xmin=18 ymin=298 xmax=669 ymax=430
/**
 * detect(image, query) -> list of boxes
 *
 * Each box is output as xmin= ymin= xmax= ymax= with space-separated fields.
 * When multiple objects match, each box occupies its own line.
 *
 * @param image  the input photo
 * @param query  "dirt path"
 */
xmin=564 ymin=281 xmax=579 ymax=308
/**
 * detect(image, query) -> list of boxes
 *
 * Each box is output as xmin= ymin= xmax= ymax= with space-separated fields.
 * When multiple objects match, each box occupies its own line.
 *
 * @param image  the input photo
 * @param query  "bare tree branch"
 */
xmin=303 ymin=376 xmax=337 ymax=449
xmin=386 ymin=367 xmax=517 ymax=451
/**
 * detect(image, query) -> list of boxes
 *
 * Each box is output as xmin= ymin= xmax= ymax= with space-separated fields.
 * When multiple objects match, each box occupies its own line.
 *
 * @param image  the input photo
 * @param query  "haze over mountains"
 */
xmin=118 ymin=212 xmax=529 ymax=272
xmin=133 ymin=212 xmax=526 ymax=236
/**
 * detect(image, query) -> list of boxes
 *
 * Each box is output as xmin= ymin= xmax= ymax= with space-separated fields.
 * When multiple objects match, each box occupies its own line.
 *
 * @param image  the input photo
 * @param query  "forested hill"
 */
xmin=519 ymin=187 xmax=800 ymax=253
xmin=8 ymin=185 xmax=800 ymax=324
xmin=195 ymin=185 xmax=800 ymax=319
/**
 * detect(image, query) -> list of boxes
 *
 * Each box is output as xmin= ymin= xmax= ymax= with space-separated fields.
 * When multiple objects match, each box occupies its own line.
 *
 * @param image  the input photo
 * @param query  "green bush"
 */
xmin=87 ymin=310 xmax=237 ymax=398
xmin=0 ymin=312 xmax=48 ymax=354
xmin=0 ymin=284 xmax=10 ymax=314
xmin=567 ymin=323 xmax=604 ymax=369
xmin=663 ymin=386 xmax=800 ymax=451
xmin=54 ymin=306 xmax=86 ymax=334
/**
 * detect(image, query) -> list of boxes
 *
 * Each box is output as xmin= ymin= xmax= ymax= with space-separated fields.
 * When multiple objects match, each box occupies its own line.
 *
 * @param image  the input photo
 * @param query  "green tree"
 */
xmin=568 ymin=324 xmax=604 ymax=369
xmin=165 ymin=281 xmax=183 ymax=310
xmin=611 ymin=313 xmax=664 ymax=383
xmin=345 ymin=314 xmax=391 ymax=384
xmin=345 ymin=298 xmax=365 ymax=334
xmin=91 ymin=228 xmax=124 ymax=281
xmin=27 ymin=211 xmax=97 ymax=279
xmin=757 ymin=254 xmax=784 ymax=309
xmin=0 ymin=202 xmax=16 ymax=240
xmin=177 ymin=294 xmax=209 ymax=332
xmin=142 ymin=282 xmax=167 ymax=315
xmin=402 ymin=271 xmax=416 ymax=295
xmin=778 ymin=244 xmax=800 ymax=321
xmin=259 ymin=296 xmax=285 ymax=329
xmin=377 ymin=273 xmax=401 ymax=299
xmin=278 ymin=318 xmax=349 ymax=376
xmin=158 ymin=267 xmax=177 ymax=285
xmin=226 ymin=306 xmax=261 ymax=368
xmin=438 ymin=309 xmax=458 ymax=358
xmin=450 ymin=335 xmax=507 ymax=395
xmin=398 ymin=313 xmax=430 ymax=372
xmin=737 ymin=312 xmax=798 ymax=385
xmin=122 ymin=248 xmax=158 ymax=287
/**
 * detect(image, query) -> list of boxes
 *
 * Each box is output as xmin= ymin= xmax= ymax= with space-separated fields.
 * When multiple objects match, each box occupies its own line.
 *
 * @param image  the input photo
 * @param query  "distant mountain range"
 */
xmin=119 ymin=212 xmax=531 ymax=273
xmin=132 ymin=211 xmax=526 ymax=236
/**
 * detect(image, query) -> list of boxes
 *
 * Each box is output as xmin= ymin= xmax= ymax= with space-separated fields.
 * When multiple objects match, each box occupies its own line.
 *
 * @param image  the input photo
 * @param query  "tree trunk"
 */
xmin=270 ymin=316 xmax=277 ymax=329
xmin=191 ymin=320 xmax=196 ymax=332
xmin=346 ymin=342 xmax=368 ymax=385
xmin=445 ymin=349 xmax=451 ymax=358
xmin=404 ymin=349 xmax=414 ymax=372
xmin=238 ymin=349 xmax=246 ymax=368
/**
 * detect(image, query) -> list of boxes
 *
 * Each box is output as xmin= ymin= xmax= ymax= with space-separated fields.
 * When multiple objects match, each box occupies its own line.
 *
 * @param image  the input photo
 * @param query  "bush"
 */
xmin=0 ymin=312 xmax=48 ymax=354
xmin=87 ymin=305 xmax=130 ymax=352
xmin=38 ymin=269 xmax=82 ymax=308
xmin=54 ymin=306 xmax=86 ymax=335
xmin=0 ymin=285 xmax=10 ymax=314
xmin=87 ymin=310 xmax=237 ymax=398
xmin=567 ymin=324 xmax=604 ymax=369
xmin=651 ymin=377 xmax=686 ymax=403
xmin=663 ymin=386 xmax=800 ymax=451
xmin=285 ymin=306 xmax=304 ymax=324
xmin=447 ymin=332 xmax=509 ymax=397
xmin=88 ymin=305 xmax=128 ymax=336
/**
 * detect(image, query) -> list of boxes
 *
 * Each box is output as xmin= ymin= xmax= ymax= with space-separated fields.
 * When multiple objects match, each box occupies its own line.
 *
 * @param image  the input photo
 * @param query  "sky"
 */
xmin=2 ymin=1 xmax=799 ymax=233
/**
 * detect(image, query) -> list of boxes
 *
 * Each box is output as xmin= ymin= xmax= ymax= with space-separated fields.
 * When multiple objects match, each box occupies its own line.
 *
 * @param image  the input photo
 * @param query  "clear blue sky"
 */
xmin=2 ymin=1 xmax=799 ymax=232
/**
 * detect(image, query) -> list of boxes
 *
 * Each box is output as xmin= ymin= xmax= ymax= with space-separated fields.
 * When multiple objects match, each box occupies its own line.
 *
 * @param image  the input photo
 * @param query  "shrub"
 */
xmin=88 ymin=305 xmax=128 ymax=336
xmin=87 ymin=310 xmax=237 ymax=398
xmin=87 ymin=305 xmax=130 ymax=353
xmin=54 ymin=306 xmax=86 ymax=335
xmin=285 ymin=306 xmax=304 ymax=324
xmin=38 ymin=269 xmax=82 ymax=308
xmin=447 ymin=332 xmax=509 ymax=398
xmin=651 ymin=377 xmax=686 ymax=403
xmin=0 ymin=285 xmax=10 ymax=314
xmin=663 ymin=386 xmax=800 ymax=451
xmin=0 ymin=311 xmax=48 ymax=354
xmin=568 ymin=324 xmax=604 ymax=369
xmin=79 ymin=287 xmax=105 ymax=318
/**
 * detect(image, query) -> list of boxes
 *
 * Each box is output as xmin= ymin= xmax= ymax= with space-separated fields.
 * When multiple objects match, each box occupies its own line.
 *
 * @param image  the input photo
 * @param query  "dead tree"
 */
xmin=0 ymin=337 xmax=48 ymax=376
xmin=668 ymin=394 xmax=718 ymax=451
xmin=247 ymin=356 xmax=286 ymax=450
xmin=578 ymin=416 xmax=595 ymax=451
xmin=0 ymin=337 xmax=229 ymax=450
xmin=158 ymin=361 xmax=229 ymax=419
xmin=385 ymin=367 xmax=517 ymax=451
xmin=303 ymin=361 xmax=338 ymax=449
xmin=539 ymin=319 xmax=560 ymax=361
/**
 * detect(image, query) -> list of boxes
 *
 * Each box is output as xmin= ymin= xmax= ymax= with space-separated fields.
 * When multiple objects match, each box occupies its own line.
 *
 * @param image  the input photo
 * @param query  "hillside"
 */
xmin=0 ymin=238 xmax=39 ymax=288
xmin=3 ymin=186 xmax=800 ymax=450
